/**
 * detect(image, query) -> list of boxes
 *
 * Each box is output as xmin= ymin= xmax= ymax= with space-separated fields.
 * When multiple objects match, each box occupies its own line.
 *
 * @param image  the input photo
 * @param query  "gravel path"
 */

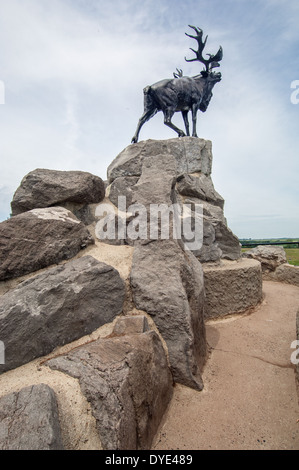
xmin=153 ymin=280 xmax=299 ymax=450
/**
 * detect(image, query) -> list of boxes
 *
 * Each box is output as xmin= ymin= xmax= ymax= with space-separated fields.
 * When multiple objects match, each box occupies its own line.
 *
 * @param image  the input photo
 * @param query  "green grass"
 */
xmin=284 ymin=248 xmax=299 ymax=266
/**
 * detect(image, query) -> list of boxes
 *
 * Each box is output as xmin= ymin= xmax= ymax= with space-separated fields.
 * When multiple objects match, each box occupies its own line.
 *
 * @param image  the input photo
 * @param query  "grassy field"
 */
xmin=284 ymin=248 xmax=299 ymax=266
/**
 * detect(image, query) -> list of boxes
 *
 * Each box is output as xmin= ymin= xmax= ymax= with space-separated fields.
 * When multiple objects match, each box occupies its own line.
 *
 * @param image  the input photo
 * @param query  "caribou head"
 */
xmin=131 ymin=25 xmax=223 ymax=144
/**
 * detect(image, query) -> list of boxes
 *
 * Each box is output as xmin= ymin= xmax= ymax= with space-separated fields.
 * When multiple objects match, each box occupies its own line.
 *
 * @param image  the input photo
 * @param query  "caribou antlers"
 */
xmin=185 ymin=25 xmax=223 ymax=74
xmin=173 ymin=68 xmax=183 ymax=79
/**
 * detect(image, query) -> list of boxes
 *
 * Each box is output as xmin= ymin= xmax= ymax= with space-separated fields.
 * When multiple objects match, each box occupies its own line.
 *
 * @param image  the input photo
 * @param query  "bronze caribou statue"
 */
xmin=131 ymin=25 xmax=223 ymax=143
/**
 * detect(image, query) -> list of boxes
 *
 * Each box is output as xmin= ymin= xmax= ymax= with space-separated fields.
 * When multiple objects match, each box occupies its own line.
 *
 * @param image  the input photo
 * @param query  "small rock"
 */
xmin=0 ymin=384 xmax=64 ymax=450
xmin=112 ymin=315 xmax=150 ymax=336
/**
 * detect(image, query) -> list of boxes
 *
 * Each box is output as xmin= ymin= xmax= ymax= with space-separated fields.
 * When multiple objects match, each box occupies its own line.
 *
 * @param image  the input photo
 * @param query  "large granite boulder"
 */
xmin=0 ymin=207 xmax=94 ymax=281
xmin=47 ymin=315 xmax=173 ymax=450
xmin=243 ymin=245 xmax=287 ymax=273
xmin=104 ymin=138 xmax=241 ymax=263
xmin=130 ymin=239 xmax=206 ymax=391
xmin=11 ymin=169 xmax=105 ymax=216
xmin=0 ymin=384 xmax=64 ymax=450
xmin=0 ymin=256 xmax=125 ymax=373
xmin=273 ymin=263 xmax=299 ymax=286
xmin=107 ymin=137 xmax=213 ymax=183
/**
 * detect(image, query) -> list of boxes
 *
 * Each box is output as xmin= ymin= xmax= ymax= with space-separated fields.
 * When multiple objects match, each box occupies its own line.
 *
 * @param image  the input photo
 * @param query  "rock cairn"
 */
xmin=0 ymin=138 xmax=266 ymax=449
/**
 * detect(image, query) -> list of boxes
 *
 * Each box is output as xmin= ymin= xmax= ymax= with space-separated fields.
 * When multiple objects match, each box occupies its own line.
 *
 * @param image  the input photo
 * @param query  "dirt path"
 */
xmin=153 ymin=281 xmax=299 ymax=450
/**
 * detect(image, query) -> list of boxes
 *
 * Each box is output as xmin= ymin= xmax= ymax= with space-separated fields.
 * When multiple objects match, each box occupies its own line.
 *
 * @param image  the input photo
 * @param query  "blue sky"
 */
xmin=0 ymin=0 xmax=298 ymax=238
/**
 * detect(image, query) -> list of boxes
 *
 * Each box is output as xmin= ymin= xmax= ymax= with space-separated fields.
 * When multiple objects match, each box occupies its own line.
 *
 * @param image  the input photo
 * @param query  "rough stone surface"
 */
xmin=0 ymin=256 xmax=125 ymax=373
xmin=203 ymin=259 xmax=263 ymax=320
xmin=198 ymin=217 xmax=223 ymax=262
xmin=107 ymin=137 xmax=212 ymax=183
xmin=60 ymin=201 xmax=98 ymax=226
xmin=273 ymin=263 xmax=299 ymax=287
xmin=112 ymin=315 xmax=150 ymax=336
xmin=130 ymin=239 xmax=207 ymax=391
xmin=0 ymin=207 xmax=94 ymax=281
xmin=178 ymin=196 xmax=240 ymax=262
xmin=0 ymin=384 xmax=64 ymax=450
xmin=47 ymin=316 xmax=173 ymax=450
xmin=178 ymin=199 xmax=222 ymax=262
xmin=106 ymin=138 xmax=241 ymax=263
xmin=11 ymin=168 xmax=105 ymax=216
xmin=107 ymin=176 xmax=139 ymax=209
xmin=131 ymin=153 xmax=177 ymax=208
xmin=103 ymin=153 xmax=178 ymax=245
xmin=177 ymin=174 xmax=224 ymax=208
xmin=243 ymin=245 xmax=287 ymax=273
xmin=213 ymin=220 xmax=241 ymax=261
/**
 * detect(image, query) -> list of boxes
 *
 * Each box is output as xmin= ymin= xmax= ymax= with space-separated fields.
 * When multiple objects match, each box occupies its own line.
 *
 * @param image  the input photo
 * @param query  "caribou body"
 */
xmin=131 ymin=26 xmax=223 ymax=144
